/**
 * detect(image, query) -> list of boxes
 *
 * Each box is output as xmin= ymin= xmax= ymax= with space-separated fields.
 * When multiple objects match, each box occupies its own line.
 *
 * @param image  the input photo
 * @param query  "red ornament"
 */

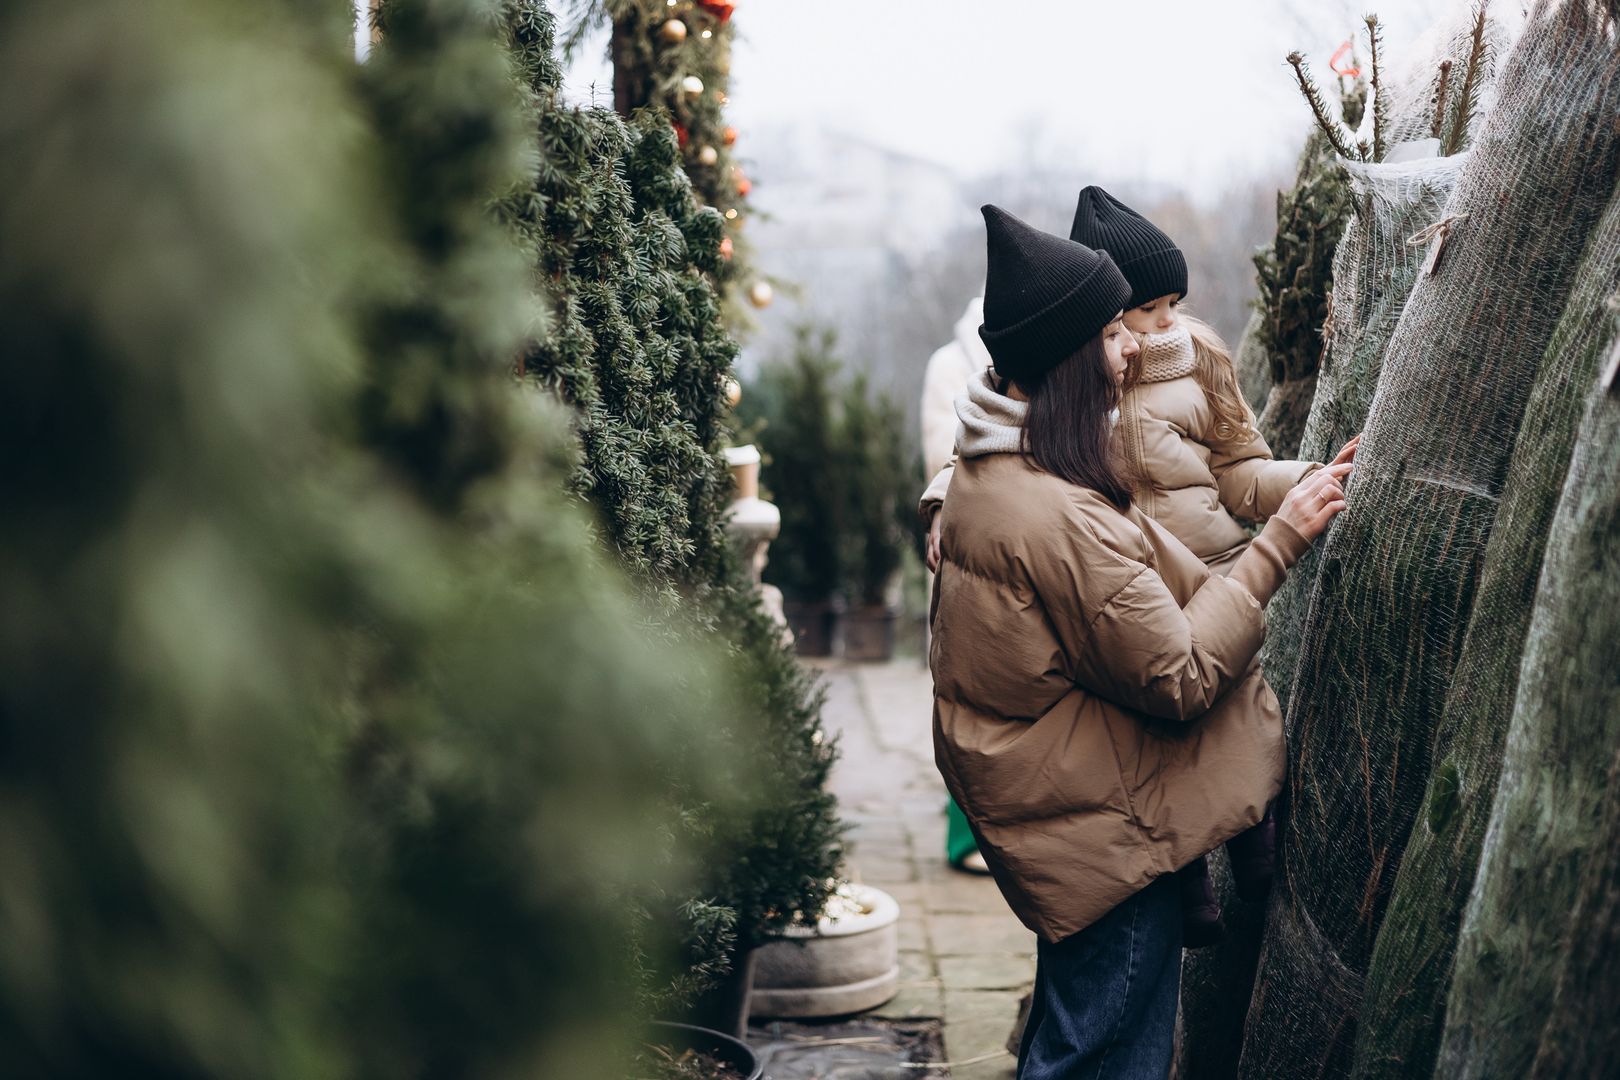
xmin=696 ymin=0 xmax=735 ymax=23
xmin=723 ymin=125 xmax=738 ymax=147
xmin=672 ymin=122 xmax=689 ymax=149
xmin=719 ymin=236 xmax=734 ymax=260
xmin=734 ymin=169 xmax=752 ymax=198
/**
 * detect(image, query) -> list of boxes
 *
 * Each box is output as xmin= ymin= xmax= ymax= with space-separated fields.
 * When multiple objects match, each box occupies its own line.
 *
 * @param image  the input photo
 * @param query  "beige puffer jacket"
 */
xmin=1118 ymin=329 xmax=1317 ymax=571
xmin=920 ymin=329 xmax=1319 ymax=573
xmin=931 ymin=371 xmax=1309 ymax=942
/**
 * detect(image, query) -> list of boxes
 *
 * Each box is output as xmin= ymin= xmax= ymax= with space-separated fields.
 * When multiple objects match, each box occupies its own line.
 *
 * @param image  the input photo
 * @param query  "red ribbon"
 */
xmin=1329 ymin=40 xmax=1361 ymax=77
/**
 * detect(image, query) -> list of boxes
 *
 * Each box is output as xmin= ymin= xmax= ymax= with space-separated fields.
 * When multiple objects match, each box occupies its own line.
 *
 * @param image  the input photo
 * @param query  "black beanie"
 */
xmin=977 ymin=205 xmax=1132 ymax=385
xmin=1069 ymin=186 xmax=1188 ymax=309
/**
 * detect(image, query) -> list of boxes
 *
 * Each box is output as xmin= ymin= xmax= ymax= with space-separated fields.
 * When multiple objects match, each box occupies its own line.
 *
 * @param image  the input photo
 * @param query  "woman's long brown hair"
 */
xmin=1017 ymin=334 xmax=1134 ymax=511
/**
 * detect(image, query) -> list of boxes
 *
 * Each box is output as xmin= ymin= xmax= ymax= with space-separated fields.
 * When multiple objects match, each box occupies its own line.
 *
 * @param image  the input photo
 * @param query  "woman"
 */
xmin=931 ymin=206 xmax=1350 ymax=1078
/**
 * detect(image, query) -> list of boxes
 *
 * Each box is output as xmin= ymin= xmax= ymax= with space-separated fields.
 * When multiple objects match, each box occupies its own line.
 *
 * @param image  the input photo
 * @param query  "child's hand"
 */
xmin=926 ymin=508 xmax=943 ymax=572
xmin=1330 ymin=434 xmax=1361 ymax=467
xmin=1276 ymin=462 xmax=1353 ymax=542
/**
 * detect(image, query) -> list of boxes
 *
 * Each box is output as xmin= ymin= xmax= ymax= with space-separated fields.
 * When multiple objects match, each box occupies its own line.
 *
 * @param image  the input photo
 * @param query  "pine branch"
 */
xmin=1288 ymin=51 xmax=1360 ymax=160
xmin=1365 ymin=13 xmax=1388 ymax=161
xmin=1444 ymin=0 xmax=1490 ymax=156
xmin=1432 ymin=59 xmax=1452 ymax=141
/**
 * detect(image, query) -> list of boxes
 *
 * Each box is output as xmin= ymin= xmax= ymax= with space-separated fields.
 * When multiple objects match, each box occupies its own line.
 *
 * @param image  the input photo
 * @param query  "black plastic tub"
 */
xmin=645 ymin=1022 xmax=762 ymax=1080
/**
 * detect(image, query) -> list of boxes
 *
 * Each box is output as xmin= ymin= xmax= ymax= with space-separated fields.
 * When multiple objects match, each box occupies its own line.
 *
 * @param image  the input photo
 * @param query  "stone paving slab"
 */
xmin=804 ymin=658 xmax=1033 ymax=1078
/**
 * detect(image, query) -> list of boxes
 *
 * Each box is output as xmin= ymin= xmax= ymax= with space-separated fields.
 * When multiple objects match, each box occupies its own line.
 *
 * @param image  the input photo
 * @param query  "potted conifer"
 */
xmin=740 ymin=326 xmax=847 ymax=656
xmin=838 ymin=374 xmax=913 ymax=662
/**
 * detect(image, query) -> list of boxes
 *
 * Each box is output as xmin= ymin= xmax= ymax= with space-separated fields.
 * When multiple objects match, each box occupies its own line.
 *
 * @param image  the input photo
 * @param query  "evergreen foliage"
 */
xmin=739 ymin=325 xmax=920 ymax=609
xmin=1250 ymin=128 xmax=1354 ymax=458
xmin=738 ymin=326 xmax=849 ymax=604
xmin=1355 ymin=175 xmax=1620 ymax=1080
xmin=0 ymin=2 xmax=749 ymax=1078
xmin=505 ymin=0 xmax=844 ymax=985
xmin=564 ymin=0 xmax=757 ymax=323
xmin=840 ymin=373 xmax=921 ymax=607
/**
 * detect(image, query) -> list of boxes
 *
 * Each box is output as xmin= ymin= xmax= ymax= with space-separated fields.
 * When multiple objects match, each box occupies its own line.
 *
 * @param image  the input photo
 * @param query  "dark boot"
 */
xmin=1226 ymin=802 xmax=1278 ymax=903
xmin=1177 ymin=856 xmax=1225 ymax=948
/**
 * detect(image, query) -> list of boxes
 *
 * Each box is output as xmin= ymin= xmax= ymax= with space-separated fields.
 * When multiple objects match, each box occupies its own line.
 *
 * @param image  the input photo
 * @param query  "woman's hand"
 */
xmin=1330 ymin=434 xmax=1361 ymax=467
xmin=926 ymin=508 xmax=943 ymax=572
xmin=1276 ymin=462 xmax=1353 ymax=543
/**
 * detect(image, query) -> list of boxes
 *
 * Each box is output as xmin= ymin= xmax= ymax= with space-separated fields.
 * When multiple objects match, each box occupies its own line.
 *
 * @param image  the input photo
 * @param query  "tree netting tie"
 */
xmin=1406 ymin=212 xmax=1470 ymax=275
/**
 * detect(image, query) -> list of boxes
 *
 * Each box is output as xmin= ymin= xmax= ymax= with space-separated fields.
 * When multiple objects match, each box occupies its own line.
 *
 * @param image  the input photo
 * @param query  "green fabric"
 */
xmin=947 ymin=797 xmax=980 ymax=866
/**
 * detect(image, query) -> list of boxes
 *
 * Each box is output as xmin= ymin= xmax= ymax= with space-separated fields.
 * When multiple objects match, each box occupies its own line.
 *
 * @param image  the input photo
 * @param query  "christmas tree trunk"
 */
xmin=1436 ymin=340 xmax=1620 ymax=1077
xmin=1353 ymin=174 xmax=1620 ymax=1080
xmin=1238 ymin=5 xmax=1620 ymax=1077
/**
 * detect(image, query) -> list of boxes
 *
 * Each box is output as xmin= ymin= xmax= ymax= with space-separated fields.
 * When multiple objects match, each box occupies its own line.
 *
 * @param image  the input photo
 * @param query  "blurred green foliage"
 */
xmin=0 ymin=0 xmax=822 ymax=1075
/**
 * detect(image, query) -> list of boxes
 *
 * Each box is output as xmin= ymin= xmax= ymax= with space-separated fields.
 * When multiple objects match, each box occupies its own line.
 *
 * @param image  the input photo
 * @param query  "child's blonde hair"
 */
xmin=1125 ymin=312 xmax=1256 ymax=443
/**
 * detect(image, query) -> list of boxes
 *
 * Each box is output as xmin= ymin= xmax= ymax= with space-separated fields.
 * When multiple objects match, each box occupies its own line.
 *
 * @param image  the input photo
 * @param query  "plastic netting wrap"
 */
xmin=1435 ymin=343 xmax=1620 ymax=1077
xmin=1260 ymin=153 xmax=1468 ymax=719
xmin=1354 ymin=176 xmax=1620 ymax=1079
xmin=1380 ymin=1 xmax=1524 ymax=152
xmin=1263 ymin=0 xmax=1524 ymax=723
xmin=1237 ymin=5 xmax=1620 ymax=1077
xmin=1524 ymin=690 xmax=1620 ymax=1080
xmin=1179 ymin=12 xmax=1513 ymax=1079
xmin=1439 ymin=367 xmax=1620 ymax=1079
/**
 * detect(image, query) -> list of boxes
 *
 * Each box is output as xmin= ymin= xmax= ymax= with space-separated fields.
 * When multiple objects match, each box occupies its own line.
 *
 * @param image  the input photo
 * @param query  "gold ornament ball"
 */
xmin=724 ymin=377 xmax=742 ymax=407
xmin=748 ymin=281 xmax=774 ymax=309
xmin=681 ymin=75 xmax=705 ymax=100
xmin=697 ymin=144 xmax=719 ymax=166
xmin=659 ymin=18 xmax=687 ymax=43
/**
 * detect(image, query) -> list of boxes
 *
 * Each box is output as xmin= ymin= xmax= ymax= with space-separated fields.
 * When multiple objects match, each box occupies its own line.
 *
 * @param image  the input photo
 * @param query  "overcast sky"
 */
xmin=562 ymin=0 xmax=1481 ymax=200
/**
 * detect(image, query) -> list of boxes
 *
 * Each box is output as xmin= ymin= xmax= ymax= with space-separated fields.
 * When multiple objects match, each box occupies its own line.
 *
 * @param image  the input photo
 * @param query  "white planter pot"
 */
xmin=750 ymin=884 xmax=901 ymax=1019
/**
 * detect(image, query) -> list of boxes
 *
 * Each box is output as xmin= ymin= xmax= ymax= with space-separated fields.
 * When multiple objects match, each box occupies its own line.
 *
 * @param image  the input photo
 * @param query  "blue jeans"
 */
xmin=1016 ymin=875 xmax=1183 ymax=1080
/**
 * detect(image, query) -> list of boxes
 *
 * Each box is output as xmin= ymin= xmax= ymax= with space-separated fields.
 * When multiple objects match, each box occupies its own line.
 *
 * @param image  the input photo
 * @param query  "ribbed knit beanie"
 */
xmin=977 ymin=205 xmax=1132 ymax=385
xmin=1069 ymin=185 xmax=1188 ymax=308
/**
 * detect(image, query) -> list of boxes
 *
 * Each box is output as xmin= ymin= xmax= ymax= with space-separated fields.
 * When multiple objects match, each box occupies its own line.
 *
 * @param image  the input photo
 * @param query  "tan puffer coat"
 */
xmin=931 ymin=371 xmax=1309 ymax=942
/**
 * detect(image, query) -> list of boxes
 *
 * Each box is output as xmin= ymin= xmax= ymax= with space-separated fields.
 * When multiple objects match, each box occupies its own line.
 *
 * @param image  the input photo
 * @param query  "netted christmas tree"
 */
xmin=1353 ymin=168 xmax=1620 ymax=1080
xmin=506 ymin=0 xmax=843 ymax=1011
xmin=1177 ymin=18 xmax=1500 ymax=1073
xmin=1435 ymin=348 xmax=1620 ymax=1079
xmin=1238 ymin=5 xmax=1620 ymax=1076
xmin=0 ymin=1 xmax=749 ymax=1077
xmin=1260 ymin=0 xmax=1509 ymax=748
xmin=1433 ymin=326 xmax=1620 ymax=1079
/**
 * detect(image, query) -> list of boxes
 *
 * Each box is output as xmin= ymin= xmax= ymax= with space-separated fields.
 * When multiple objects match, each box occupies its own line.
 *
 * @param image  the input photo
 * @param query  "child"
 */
xmin=921 ymin=186 xmax=1358 ymax=946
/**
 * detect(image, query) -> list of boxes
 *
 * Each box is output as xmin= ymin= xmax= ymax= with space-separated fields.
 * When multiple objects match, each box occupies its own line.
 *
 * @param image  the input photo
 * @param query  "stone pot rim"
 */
xmin=775 ymin=884 xmax=899 ymax=940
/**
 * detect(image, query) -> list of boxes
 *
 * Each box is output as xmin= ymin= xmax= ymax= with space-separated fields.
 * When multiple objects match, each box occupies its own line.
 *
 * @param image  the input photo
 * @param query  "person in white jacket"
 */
xmin=920 ymin=295 xmax=993 ymax=875
xmin=922 ymin=297 xmax=991 ymax=479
